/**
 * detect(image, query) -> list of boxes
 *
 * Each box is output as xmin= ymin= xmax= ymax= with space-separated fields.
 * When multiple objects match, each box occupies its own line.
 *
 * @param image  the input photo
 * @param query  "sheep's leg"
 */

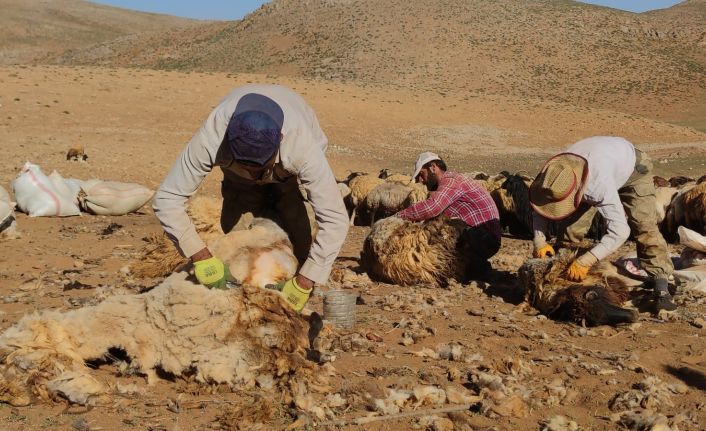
xmin=350 ymin=204 xmax=358 ymax=226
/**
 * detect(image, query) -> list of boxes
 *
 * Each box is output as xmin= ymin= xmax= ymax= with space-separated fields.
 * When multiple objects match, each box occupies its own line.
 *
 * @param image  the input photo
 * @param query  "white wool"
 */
xmin=209 ymin=218 xmax=298 ymax=286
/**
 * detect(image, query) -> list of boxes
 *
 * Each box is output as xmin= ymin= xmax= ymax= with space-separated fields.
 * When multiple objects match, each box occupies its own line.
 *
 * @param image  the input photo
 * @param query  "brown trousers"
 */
xmin=556 ymin=150 xmax=673 ymax=279
xmin=220 ymin=169 xmax=316 ymax=266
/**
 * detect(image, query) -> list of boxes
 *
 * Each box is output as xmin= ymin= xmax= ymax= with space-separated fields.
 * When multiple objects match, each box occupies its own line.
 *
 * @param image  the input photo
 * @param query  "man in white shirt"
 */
xmin=153 ymin=84 xmax=349 ymax=312
xmin=529 ymin=136 xmax=676 ymax=312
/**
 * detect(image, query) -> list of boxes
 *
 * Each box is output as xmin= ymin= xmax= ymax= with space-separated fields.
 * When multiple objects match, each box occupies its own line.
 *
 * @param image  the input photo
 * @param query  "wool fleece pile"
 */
xmin=0 ymin=272 xmax=329 ymax=409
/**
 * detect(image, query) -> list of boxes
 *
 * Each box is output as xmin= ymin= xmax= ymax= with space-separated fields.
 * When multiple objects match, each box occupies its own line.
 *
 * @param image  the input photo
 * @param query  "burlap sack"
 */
xmin=78 ymin=180 xmax=153 ymax=215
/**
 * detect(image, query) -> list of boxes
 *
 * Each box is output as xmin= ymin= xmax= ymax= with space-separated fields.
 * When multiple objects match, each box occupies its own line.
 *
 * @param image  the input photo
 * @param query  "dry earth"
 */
xmin=0 ymin=66 xmax=705 ymax=430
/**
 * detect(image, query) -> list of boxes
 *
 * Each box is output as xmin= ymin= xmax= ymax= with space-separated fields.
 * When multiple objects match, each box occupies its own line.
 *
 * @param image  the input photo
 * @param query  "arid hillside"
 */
xmin=0 ymin=0 xmax=197 ymax=65
xmin=55 ymin=0 xmax=706 ymax=127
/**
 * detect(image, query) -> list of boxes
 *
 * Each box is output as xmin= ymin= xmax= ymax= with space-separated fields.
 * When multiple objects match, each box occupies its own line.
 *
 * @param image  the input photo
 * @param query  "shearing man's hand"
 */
xmin=193 ymin=256 xmax=231 ymax=289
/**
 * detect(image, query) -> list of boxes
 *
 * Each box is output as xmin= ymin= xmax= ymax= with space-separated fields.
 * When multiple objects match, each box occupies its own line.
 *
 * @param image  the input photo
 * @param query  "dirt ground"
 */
xmin=0 ymin=66 xmax=705 ymax=430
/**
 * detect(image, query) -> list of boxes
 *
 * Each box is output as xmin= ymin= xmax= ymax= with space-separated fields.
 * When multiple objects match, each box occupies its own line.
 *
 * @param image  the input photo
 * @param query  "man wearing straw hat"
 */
xmin=529 ymin=136 xmax=676 ymax=312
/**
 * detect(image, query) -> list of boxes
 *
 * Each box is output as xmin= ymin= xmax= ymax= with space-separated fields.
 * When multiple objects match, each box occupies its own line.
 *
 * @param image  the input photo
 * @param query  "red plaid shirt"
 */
xmin=398 ymin=171 xmax=500 ymax=236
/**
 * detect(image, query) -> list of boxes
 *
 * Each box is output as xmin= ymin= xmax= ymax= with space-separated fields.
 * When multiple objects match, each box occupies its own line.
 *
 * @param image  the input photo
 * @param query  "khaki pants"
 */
xmin=220 ymin=169 xmax=316 ymax=266
xmin=558 ymin=150 xmax=673 ymax=279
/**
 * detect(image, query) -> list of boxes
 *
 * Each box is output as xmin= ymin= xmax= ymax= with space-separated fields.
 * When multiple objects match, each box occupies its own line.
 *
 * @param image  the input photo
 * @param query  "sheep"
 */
xmin=654 ymin=186 xmax=678 ymax=224
xmin=208 ymin=218 xmax=298 ymax=287
xmin=668 ymin=176 xmax=694 ymax=188
xmin=363 ymin=182 xmax=415 ymax=225
xmin=403 ymin=181 xmax=429 ymax=206
xmin=132 ymin=195 xmax=224 ymax=278
xmin=0 ymin=271 xmax=328 ymax=407
xmin=379 ymin=168 xmax=413 ymax=185
xmin=347 ymin=174 xmax=385 ymax=226
xmin=681 ymin=181 xmax=706 ymax=235
xmin=66 ymin=146 xmax=87 ymax=161
xmin=134 ymin=216 xmax=296 ymax=289
xmin=653 ymin=176 xmax=670 ymax=188
xmin=518 ymin=250 xmax=637 ymax=326
xmin=663 ymin=183 xmax=697 ymax=241
xmin=360 ymin=216 xmax=469 ymax=286
xmin=491 ymin=173 xmax=532 ymax=237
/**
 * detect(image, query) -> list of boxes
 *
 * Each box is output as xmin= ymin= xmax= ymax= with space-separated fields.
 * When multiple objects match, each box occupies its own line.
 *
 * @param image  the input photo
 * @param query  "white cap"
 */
xmin=412 ymin=151 xmax=441 ymax=181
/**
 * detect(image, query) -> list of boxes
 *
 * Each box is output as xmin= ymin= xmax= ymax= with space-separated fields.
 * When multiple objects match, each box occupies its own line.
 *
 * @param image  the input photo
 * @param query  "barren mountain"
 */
xmin=0 ymin=0 xmax=197 ymax=65
xmin=54 ymin=0 xmax=706 ymax=127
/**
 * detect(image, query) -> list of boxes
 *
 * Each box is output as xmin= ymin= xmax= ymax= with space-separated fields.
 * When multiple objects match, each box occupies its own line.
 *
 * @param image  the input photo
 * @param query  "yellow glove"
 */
xmin=566 ymin=252 xmax=598 ymax=281
xmin=275 ymin=277 xmax=312 ymax=313
xmin=193 ymin=256 xmax=231 ymax=289
xmin=533 ymin=244 xmax=555 ymax=258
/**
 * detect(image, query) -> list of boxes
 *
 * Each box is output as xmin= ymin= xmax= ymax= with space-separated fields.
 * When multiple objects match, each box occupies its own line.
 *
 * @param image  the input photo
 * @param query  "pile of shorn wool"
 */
xmin=0 ymin=267 xmax=328 ymax=413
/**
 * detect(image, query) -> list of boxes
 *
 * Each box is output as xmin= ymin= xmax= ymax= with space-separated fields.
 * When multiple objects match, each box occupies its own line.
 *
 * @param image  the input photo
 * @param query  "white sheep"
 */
xmin=363 ymin=182 xmax=415 ymax=225
xmin=347 ymin=174 xmax=385 ymax=226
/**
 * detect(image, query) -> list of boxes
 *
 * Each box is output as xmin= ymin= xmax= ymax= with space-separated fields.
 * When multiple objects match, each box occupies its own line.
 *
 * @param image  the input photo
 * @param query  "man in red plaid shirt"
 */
xmin=396 ymin=152 xmax=502 ymax=279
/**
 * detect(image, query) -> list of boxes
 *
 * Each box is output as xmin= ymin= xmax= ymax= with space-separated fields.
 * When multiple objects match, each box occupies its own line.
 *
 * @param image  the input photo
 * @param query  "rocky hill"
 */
xmin=0 ymin=0 xmax=197 ymax=64
xmin=21 ymin=0 xmax=706 ymax=126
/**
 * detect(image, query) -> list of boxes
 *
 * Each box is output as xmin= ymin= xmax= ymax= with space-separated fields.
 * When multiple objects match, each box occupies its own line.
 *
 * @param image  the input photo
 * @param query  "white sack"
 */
xmin=11 ymin=162 xmax=81 ymax=217
xmin=48 ymin=171 xmax=82 ymax=205
xmin=78 ymin=180 xmax=153 ymax=215
xmin=0 ymin=185 xmax=19 ymax=239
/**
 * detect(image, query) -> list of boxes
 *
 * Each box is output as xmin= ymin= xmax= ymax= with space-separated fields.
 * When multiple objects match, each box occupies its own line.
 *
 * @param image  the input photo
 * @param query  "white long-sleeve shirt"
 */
xmin=533 ymin=136 xmax=636 ymax=261
xmin=153 ymin=84 xmax=349 ymax=284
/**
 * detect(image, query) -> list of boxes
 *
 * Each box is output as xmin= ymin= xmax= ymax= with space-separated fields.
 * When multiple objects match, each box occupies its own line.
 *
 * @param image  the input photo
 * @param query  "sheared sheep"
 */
xmin=209 ymin=218 xmax=298 ymax=287
xmin=518 ymin=250 xmax=637 ymax=326
xmin=0 ymin=272 xmax=328 ymax=407
xmin=360 ymin=216 xmax=469 ymax=286
xmin=132 ymin=195 xmax=224 ymax=278
xmin=347 ymin=174 xmax=385 ymax=226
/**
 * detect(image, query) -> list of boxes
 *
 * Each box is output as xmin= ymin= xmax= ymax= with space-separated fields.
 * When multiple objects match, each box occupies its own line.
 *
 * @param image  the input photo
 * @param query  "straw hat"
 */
xmin=529 ymin=153 xmax=588 ymax=220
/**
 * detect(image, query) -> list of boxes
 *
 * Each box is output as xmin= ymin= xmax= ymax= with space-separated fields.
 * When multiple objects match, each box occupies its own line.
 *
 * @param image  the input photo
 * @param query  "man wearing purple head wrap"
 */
xmin=153 ymin=85 xmax=349 ymax=312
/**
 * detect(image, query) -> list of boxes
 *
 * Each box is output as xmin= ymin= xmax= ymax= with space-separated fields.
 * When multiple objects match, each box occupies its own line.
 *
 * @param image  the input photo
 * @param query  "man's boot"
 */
xmin=652 ymin=278 xmax=677 ymax=312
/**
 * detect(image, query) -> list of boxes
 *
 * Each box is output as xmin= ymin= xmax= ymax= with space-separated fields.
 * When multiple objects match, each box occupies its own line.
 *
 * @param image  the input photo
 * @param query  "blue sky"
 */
xmin=88 ymin=0 xmax=684 ymax=20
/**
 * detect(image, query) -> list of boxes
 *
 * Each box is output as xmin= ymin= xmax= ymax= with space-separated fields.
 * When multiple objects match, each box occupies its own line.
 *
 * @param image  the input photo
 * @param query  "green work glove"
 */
xmin=275 ymin=277 xmax=312 ymax=313
xmin=193 ymin=256 xmax=231 ymax=290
